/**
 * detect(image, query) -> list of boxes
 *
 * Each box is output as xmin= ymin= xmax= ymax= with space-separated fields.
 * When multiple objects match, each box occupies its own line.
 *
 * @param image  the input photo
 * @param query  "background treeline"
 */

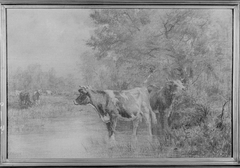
xmin=8 ymin=64 xmax=77 ymax=94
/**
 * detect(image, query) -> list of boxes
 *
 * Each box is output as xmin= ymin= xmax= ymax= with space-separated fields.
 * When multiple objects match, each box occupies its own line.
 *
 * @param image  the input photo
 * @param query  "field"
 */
xmin=8 ymin=92 xmax=231 ymax=158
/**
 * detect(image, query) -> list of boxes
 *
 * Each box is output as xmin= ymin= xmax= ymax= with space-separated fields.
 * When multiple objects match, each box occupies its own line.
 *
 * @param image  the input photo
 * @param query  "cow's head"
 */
xmin=166 ymin=79 xmax=185 ymax=95
xmin=74 ymin=86 xmax=91 ymax=105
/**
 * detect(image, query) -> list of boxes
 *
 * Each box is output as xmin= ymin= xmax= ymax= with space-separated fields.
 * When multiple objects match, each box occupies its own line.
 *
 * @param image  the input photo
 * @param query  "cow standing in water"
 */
xmin=148 ymin=80 xmax=185 ymax=142
xmin=74 ymin=86 xmax=157 ymax=142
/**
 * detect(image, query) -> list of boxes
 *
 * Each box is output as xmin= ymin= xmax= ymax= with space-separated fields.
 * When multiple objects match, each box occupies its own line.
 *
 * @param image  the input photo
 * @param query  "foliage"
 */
xmin=84 ymin=9 xmax=231 ymax=90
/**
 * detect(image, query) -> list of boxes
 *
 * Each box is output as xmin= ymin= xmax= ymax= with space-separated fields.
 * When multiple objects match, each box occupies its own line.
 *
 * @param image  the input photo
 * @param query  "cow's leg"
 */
xmin=132 ymin=116 xmax=140 ymax=142
xmin=142 ymin=111 xmax=153 ymax=142
xmin=141 ymin=103 xmax=154 ymax=139
xmin=106 ymin=122 xmax=114 ymax=139
xmin=110 ymin=117 xmax=117 ymax=142
xmin=106 ymin=117 xmax=117 ymax=147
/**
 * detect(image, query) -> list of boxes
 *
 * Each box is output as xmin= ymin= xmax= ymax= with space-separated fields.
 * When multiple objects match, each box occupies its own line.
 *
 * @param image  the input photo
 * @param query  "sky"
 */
xmin=7 ymin=8 xmax=232 ymax=79
xmin=7 ymin=9 xmax=93 ymax=78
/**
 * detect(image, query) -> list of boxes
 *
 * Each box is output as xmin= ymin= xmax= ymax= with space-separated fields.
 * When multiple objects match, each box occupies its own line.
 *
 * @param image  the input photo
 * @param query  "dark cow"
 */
xmin=148 ymin=80 xmax=185 ymax=140
xmin=32 ymin=90 xmax=40 ymax=105
xmin=74 ymin=86 xmax=157 ymax=142
xmin=19 ymin=91 xmax=32 ymax=108
xmin=19 ymin=90 xmax=41 ymax=108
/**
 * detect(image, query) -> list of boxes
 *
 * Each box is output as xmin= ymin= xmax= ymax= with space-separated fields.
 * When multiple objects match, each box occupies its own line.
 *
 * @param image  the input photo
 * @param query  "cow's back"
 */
xmin=105 ymin=87 xmax=152 ymax=118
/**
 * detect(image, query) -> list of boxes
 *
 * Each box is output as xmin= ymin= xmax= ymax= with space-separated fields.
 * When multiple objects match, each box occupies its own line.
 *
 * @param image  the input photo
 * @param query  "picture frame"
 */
xmin=0 ymin=0 xmax=239 ymax=166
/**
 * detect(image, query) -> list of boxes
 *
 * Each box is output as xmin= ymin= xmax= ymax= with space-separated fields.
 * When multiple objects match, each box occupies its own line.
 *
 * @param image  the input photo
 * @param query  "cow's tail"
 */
xmin=150 ymin=109 xmax=157 ymax=125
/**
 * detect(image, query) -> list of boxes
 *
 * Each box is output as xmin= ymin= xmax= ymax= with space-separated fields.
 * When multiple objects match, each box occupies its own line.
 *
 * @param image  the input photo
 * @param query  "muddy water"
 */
xmin=8 ymin=116 xmax=108 ymax=158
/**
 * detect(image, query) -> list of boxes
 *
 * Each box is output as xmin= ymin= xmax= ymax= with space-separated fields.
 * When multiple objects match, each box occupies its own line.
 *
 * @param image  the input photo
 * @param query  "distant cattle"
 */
xmin=45 ymin=90 xmax=52 ymax=95
xmin=148 ymin=79 xmax=185 ymax=140
xmin=19 ymin=91 xmax=32 ymax=108
xmin=32 ymin=90 xmax=41 ymax=105
xmin=74 ymin=86 xmax=157 ymax=142
xmin=19 ymin=90 xmax=41 ymax=108
xmin=15 ymin=90 xmax=22 ymax=96
xmin=42 ymin=90 xmax=52 ymax=95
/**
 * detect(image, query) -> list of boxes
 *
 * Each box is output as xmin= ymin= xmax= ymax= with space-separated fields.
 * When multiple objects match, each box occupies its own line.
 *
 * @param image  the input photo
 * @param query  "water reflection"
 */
xmin=8 ymin=117 xmax=107 ymax=158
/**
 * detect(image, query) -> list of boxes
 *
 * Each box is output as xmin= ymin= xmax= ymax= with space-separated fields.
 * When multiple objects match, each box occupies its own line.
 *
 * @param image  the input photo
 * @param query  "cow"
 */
xmin=32 ymin=90 xmax=41 ymax=105
xmin=15 ymin=90 xmax=22 ymax=96
xmin=19 ymin=91 xmax=32 ymax=108
xmin=74 ymin=86 xmax=157 ymax=143
xmin=46 ymin=90 xmax=52 ymax=95
xmin=148 ymin=79 xmax=185 ymax=142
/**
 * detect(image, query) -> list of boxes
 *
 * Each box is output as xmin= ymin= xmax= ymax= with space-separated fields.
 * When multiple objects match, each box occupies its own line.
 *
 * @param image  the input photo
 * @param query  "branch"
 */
xmin=219 ymin=98 xmax=231 ymax=122
xmin=123 ymin=12 xmax=140 ymax=31
xmin=143 ymin=67 xmax=159 ymax=85
xmin=136 ymin=48 xmax=159 ymax=59
xmin=190 ymin=66 xmax=205 ymax=85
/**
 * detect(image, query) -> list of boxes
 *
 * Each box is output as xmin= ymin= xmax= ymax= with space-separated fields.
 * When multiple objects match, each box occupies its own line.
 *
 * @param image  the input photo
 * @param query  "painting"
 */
xmin=1 ymin=1 xmax=239 ymax=166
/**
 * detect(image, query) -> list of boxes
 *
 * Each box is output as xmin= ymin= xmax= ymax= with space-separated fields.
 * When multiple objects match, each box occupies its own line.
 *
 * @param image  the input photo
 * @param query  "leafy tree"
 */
xmin=87 ymin=9 xmax=231 ymax=91
xmin=83 ymin=9 xmax=232 ymax=146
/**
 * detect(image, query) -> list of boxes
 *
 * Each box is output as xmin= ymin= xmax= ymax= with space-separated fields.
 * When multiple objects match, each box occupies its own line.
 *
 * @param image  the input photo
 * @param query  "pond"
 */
xmin=8 ymin=116 xmax=107 ymax=158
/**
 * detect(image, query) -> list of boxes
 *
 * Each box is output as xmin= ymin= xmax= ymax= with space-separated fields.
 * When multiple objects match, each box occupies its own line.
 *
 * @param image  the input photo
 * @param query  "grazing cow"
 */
xmin=32 ymin=90 xmax=40 ymax=105
xmin=46 ymin=90 xmax=52 ymax=95
xmin=19 ymin=91 xmax=32 ymax=108
xmin=15 ymin=90 xmax=22 ymax=96
xmin=148 ymin=80 xmax=185 ymax=140
xmin=74 ymin=86 xmax=157 ymax=142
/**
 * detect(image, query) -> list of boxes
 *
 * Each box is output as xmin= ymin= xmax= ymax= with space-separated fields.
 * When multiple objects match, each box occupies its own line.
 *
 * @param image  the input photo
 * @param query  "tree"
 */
xmin=84 ymin=8 xmax=232 ymax=141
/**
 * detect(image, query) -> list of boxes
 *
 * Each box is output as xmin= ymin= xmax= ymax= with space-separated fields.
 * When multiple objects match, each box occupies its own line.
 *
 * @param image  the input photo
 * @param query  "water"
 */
xmin=8 ymin=116 xmax=107 ymax=158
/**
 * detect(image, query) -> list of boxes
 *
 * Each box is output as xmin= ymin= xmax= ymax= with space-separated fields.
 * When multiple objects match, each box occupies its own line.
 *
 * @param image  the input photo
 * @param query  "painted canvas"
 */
xmin=7 ymin=8 xmax=232 ymax=158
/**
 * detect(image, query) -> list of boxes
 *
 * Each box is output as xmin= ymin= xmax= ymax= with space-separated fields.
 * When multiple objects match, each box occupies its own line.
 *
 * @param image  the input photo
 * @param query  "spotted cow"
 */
xmin=74 ymin=86 xmax=157 ymax=142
